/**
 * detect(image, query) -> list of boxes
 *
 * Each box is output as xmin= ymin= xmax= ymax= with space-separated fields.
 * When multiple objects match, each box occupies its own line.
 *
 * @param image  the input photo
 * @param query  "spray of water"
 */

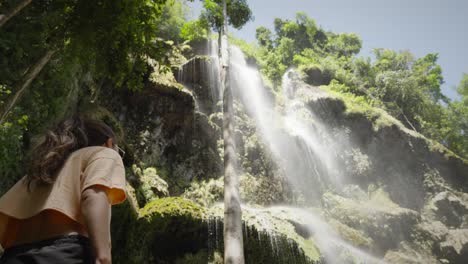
xmin=180 ymin=42 xmax=386 ymax=263
xmin=228 ymin=45 xmax=385 ymax=263
xmin=274 ymin=206 xmax=386 ymax=264
xmin=230 ymin=46 xmax=342 ymax=198
xmin=177 ymin=40 xmax=222 ymax=114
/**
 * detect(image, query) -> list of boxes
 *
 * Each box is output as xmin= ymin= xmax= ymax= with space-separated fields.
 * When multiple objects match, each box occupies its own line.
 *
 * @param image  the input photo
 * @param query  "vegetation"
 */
xmin=1 ymin=1 xmax=467 ymax=262
xmin=0 ymin=0 xmax=192 ymax=178
xmin=132 ymin=165 xmax=170 ymax=206
xmin=199 ymin=0 xmax=253 ymax=35
xmin=241 ymin=12 xmax=467 ymax=158
xmin=182 ymin=174 xmax=284 ymax=207
xmin=4 ymin=0 xmax=462 ymax=162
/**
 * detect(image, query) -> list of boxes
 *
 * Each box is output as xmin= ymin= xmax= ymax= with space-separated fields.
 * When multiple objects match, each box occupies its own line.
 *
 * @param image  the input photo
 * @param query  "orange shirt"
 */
xmin=0 ymin=146 xmax=126 ymax=249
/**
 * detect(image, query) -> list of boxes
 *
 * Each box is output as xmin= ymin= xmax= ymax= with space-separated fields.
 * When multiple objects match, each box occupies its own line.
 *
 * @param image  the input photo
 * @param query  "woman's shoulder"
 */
xmin=73 ymin=146 xmax=120 ymax=161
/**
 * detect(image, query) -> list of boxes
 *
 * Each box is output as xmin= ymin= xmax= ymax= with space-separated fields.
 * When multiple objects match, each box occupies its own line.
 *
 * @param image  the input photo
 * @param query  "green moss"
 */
xmin=113 ymin=196 xmax=324 ymax=263
xmin=317 ymin=82 xmax=468 ymax=163
xmin=182 ymin=177 xmax=224 ymax=207
xmin=427 ymin=140 xmax=468 ymax=164
xmin=237 ymin=206 xmax=322 ymax=262
xmin=317 ymin=81 xmax=417 ymax=133
xmin=183 ymin=173 xmax=285 ymax=207
xmin=193 ymin=54 xmax=212 ymax=62
xmin=322 ymin=191 xmax=419 ymax=253
xmin=228 ymin=36 xmax=260 ymax=64
xmin=112 ymin=197 xmax=209 ymax=264
xmin=368 ymin=187 xmax=401 ymax=209
xmin=139 ymin=197 xmax=205 ymax=219
xmin=327 ymin=219 xmax=374 ymax=249
xmin=174 ymin=250 xmax=223 ymax=264
xmin=242 ymin=225 xmax=319 ymax=264
xmin=149 ymin=60 xmax=185 ymax=91
xmin=132 ymin=164 xmax=169 ymax=205
xmin=319 ymin=83 xmax=396 ymax=131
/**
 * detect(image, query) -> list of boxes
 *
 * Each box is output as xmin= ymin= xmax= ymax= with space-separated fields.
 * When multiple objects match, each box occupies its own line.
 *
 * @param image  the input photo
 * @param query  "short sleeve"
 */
xmin=82 ymin=149 xmax=127 ymax=205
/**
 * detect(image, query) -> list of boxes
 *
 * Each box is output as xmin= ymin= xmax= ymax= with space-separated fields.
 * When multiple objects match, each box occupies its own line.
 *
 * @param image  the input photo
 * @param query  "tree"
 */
xmin=199 ymin=0 xmax=253 ymax=45
xmin=218 ymin=0 xmax=245 ymax=262
xmin=0 ymin=0 xmax=169 ymax=124
xmin=0 ymin=50 xmax=55 ymax=124
xmin=272 ymin=13 xmax=318 ymax=52
xmin=197 ymin=0 xmax=252 ymax=262
xmin=326 ymin=33 xmax=362 ymax=57
xmin=155 ymin=0 xmax=189 ymax=42
xmin=200 ymin=0 xmax=252 ymax=31
xmin=368 ymin=49 xmax=447 ymax=133
xmin=255 ymin=26 xmax=273 ymax=49
xmin=180 ymin=19 xmax=209 ymax=41
xmin=0 ymin=0 xmax=32 ymax=28
xmin=412 ymin=53 xmax=446 ymax=102
xmin=446 ymin=74 xmax=468 ymax=158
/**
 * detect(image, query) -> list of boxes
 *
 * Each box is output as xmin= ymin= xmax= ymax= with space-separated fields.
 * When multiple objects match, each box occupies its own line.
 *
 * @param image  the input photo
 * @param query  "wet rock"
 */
xmin=301 ymin=64 xmax=332 ymax=86
xmin=428 ymin=191 xmax=468 ymax=228
xmin=416 ymin=221 xmax=449 ymax=243
xmin=175 ymin=56 xmax=221 ymax=115
xmin=384 ymin=241 xmax=440 ymax=264
xmin=322 ymin=191 xmax=419 ymax=253
xmin=112 ymin=196 xmax=319 ymax=264
xmin=438 ymin=229 xmax=468 ymax=264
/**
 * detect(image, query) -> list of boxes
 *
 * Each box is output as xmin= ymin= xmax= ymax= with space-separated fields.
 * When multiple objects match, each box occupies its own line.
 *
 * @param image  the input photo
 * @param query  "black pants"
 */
xmin=0 ymin=234 xmax=94 ymax=264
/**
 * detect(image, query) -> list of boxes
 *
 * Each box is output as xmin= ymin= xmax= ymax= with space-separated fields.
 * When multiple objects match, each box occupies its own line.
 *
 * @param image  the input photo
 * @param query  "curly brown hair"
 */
xmin=26 ymin=115 xmax=117 ymax=188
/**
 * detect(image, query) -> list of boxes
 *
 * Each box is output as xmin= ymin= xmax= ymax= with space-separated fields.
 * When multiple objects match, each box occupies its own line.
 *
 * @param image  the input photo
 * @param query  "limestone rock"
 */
xmin=322 ymin=191 xmax=419 ymax=253
xmin=438 ymin=229 xmax=468 ymax=264
xmin=428 ymin=191 xmax=468 ymax=228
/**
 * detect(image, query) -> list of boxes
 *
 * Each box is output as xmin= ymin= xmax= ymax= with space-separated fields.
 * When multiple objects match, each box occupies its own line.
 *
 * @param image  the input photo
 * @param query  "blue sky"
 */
xmin=186 ymin=0 xmax=468 ymax=100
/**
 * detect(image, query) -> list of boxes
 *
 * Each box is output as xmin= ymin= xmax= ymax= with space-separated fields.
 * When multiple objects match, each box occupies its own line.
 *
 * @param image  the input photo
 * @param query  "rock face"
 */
xmin=98 ymin=74 xmax=223 ymax=195
xmin=283 ymin=70 xmax=468 ymax=263
xmin=286 ymin=70 xmax=467 ymax=210
xmin=438 ymin=229 xmax=468 ymax=263
xmin=111 ymin=196 xmax=318 ymax=264
xmin=73 ymin=44 xmax=468 ymax=263
xmin=427 ymin=191 xmax=468 ymax=228
xmin=322 ymin=191 xmax=419 ymax=254
xmin=176 ymin=56 xmax=221 ymax=115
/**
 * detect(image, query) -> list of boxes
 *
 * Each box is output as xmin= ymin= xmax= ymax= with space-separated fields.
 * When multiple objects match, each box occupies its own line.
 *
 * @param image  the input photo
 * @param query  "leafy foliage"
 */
xmin=180 ymin=19 xmax=209 ymax=41
xmin=444 ymin=74 xmax=468 ymax=157
xmin=199 ymin=0 xmax=253 ymax=32
xmin=182 ymin=174 xmax=284 ymax=207
xmin=155 ymin=0 xmax=189 ymax=42
xmin=242 ymin=11 xmax=466 ymax=158
xmin=132 ymin=165 xmax=169 ymax=206
xmin=182 ymin=177 xmax=224 ymax=207
xmin=0 ymin=0 xmax=193 ymax=182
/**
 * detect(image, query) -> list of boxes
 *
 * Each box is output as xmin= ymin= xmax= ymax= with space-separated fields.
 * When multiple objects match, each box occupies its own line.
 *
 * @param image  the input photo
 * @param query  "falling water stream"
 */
xmin=178 ymin=42 xmax=385 ymax=263
xmin=228 ymin=46 xmax=384 ymax=263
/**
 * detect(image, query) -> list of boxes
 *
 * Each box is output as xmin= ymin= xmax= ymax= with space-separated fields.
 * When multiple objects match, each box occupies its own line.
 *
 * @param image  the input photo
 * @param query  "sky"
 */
xmin=186 ymin=0 xmax=468 ymax=100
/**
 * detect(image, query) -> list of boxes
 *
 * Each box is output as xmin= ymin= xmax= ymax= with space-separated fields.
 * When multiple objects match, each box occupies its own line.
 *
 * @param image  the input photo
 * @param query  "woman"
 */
xmin=0 ymin=116 xmax=127 ymax=263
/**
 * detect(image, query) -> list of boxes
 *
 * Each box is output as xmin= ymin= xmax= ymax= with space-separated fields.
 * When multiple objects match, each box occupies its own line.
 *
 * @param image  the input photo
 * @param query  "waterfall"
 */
xmin=229 ymin=46 xmax=338 ymax=200
xmin=228 ymin=45 xmax=385 ymax=263
xmin=281 ymin=69 xmax=344 ymax=189
xmin=276 ymin=206 xmax=385 ymax=264
xmin=177 ymin=40 xmax=222 ymax=114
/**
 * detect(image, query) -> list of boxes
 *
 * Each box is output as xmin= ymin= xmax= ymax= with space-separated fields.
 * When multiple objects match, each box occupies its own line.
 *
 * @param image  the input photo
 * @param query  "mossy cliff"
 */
xmin=111 ymin=197 xmax=207 ymax=263
xmin=281 ymin=70 xmax=468 ymax=263
xmin=105 ymin=57 xmax=467 ymax=263
xmin=1 ymin=40 xmax=467 ymax=263
xmin=111 ymin=196 xmax=319 ymax=264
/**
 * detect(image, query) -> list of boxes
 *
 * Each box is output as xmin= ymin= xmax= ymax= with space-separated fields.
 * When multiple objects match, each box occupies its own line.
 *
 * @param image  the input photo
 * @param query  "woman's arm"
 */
xmin=81 ymin=186 xmax=112 ymax=264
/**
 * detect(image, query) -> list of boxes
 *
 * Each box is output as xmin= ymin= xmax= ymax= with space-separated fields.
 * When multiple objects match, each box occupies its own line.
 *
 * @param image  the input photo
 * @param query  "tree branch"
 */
xmin=0 ymin=0 xmax=32 ymax=28
xmin=0 ymin=49 xmax=56 ymax=124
